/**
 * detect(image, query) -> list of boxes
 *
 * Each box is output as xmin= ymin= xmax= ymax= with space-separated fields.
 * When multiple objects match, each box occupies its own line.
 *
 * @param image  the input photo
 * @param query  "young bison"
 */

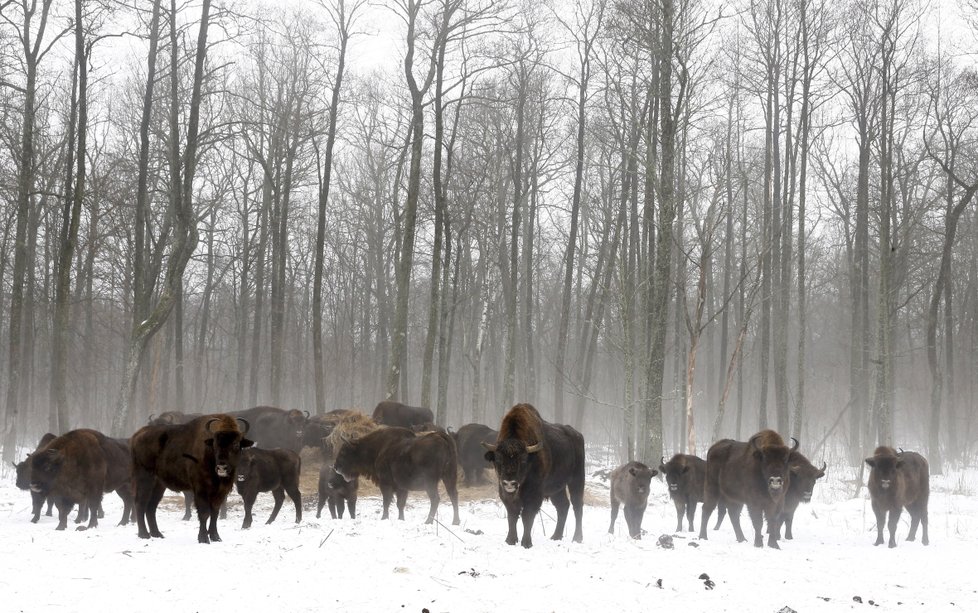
xmin=317 ymin=464 xmax=357 ymax=519
xmin=658 ymin=453 xmax=706 ymax=533
xmin=234 ymin=448 xmax=302 ymax=529
xmin=608 ymin=461 xmax=657 ymax=539
xmin=866 ymin=446 xmax=929 ymax=548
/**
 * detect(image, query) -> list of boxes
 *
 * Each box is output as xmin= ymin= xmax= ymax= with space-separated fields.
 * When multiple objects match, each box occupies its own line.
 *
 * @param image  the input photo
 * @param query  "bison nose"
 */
xmin=29 ymin=483 xmax=42 ymax=493
xmin=669 ymin=484 xmax=678 ymax=491
xmin=215 ymin=464 xmax=230 ymax=478
xmin=881 ymin=480 xmax=891 ymax=489
xmin=236 ymin=474 xmax=245 ymax=482
xmin=502 ymin=480 xmax=518 ymax=494
xmin=768 ymin=477 xmax=783 ymax=490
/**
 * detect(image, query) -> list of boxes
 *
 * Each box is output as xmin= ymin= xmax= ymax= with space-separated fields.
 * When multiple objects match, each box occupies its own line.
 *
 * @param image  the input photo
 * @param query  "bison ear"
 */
xmin=789 ymin=464 xmax=800 ymax=475
xmin=895 ymin=459 xmax=904 ymax=469
xmin=484 ymin=450 xmax=495 ymax=463
xmin=650 ymin=469 xmax=659 ymax=478
xmin=204 ymin=438 xmax=214 ymax=448
xmin=864 ymin=457 xmax=876 ymax=468
xmin=241 ymin=438 xmax=255 ymax=448
xmin=753 ymin=449 xmax=763 ymax=461
xmin=629 ymin=467 xmax=638 ymax=476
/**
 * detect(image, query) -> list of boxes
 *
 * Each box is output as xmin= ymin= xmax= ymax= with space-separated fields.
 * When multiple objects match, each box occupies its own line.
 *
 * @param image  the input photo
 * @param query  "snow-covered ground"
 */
xmin=1 ymin=451 xmax=976 ymax=613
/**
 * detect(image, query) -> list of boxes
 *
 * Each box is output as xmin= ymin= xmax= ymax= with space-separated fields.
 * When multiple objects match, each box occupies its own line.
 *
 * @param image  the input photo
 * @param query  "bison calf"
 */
xmin=235 ymin=448 xmax=302 ymax=529
xmin=608 ymin=461 xmax=657 ymax=539
xmin=659 ymin=454 xmax=706 ymax=533
xmin=28 ymin=430 xmax=108 ymax=531
xmin=317 ymin=464 xmax=357 ymax=519
xmin=866 ymin=446 xmax=929 ymax=548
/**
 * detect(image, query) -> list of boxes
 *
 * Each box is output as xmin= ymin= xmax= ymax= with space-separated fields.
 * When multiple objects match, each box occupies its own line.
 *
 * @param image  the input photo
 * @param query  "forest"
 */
xmin=1 ymin=0 xmax=976 ymax=474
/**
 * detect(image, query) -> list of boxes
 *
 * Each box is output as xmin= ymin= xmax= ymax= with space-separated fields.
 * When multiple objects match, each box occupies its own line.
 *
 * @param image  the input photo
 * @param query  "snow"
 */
xmin=1 ymin=453 xmax=976 ymax=613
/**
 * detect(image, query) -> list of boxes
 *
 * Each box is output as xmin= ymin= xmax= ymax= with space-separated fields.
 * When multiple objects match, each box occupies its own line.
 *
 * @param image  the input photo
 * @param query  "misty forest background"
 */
xmin=1 ymin=0 xmax=977 ymax=476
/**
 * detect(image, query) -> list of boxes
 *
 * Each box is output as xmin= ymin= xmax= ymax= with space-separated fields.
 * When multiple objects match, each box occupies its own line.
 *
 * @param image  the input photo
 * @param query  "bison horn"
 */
xmin=236 ymin=417 xmax=250 ymax=434
xmin=661 ymin=455 xmax=666 ymax=465
xmin=820 ymin=461 xmax=827 ymax=472
xmin=526 ymin=442 xmax=543 ymax=453
xmin=205 ymin=418 xmax=221 ymax=433
xmin=480 ymin=441 xmax=497 ymax=452
xmin=790 ymin=437 xmax=799 ymax=452
xmin=748 ymin=433 xmax=761 ymax=451
xmin=148 ymin=413 xmax=156 ymax=422
xmin=304 ymin=410 xmax=310 ymax=419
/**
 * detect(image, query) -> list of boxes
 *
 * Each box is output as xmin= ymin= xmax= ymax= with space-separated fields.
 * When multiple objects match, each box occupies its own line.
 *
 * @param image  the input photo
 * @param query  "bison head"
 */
xmin=28 ymin=448 xmax=64 ymax=494
xmin=865 ymin=453 xmax=902 ymax=490
xmin=205 ymin=418 xmax=254 ymax=479
xmin=482 ymin=438 xmax=542 ymax=495
xmin=14 ymin=457 xmax=33 ymax=490
xmin=332 ymin=436 xmax=361 ymax=482
xmin=750 ymin=435 xmax=798 ymax=499
xmin=325 ymin=465 xmax=347 ymax=491
xmin=659 ymin=456 xmax=691 ymax=493
xmin=286 ymin=410 xmax=309 ymax=446
xmin=789 ymin=457 xmax=826 ymax=503
xmin=235 ymin=448 xmax=257 ymax=483
xmin=627 ymin=465 xmax=657 ymax=498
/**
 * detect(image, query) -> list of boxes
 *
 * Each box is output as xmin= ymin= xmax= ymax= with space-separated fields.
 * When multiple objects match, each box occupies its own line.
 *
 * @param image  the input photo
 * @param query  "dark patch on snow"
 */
xmin=657 ymin=535 xmax=674 ymax=549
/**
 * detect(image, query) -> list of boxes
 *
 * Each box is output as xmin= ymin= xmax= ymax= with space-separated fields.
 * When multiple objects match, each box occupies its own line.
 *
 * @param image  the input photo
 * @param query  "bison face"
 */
xmin=205 ymin=431 xmax=253 ymax=479
xmin=754 ymin=448 xmax=791 ymax=498
xmin=865 ymin=455 xmax=900 ymax=490
xmin=235 ymin=449 xmax=256 ymax=483
xmin=482 ymin=438 xmax=541 ymax=495
xmin=325 ymin=466 xmax=346 ymax=491
xmin=14 ymin=458 xmax=32 ymax=490
xmin=628 ymin=466 xmax=657 ymax=498
xmin=28 ymin=449 xmax=64 ymax=494
xmin=660 ymin=462 xmax=690 ymax=493
xmin=790 ymin=461 xmax=826 ymax=503
xmin=286 ymin=410 xmax=309 ymax=447
xmin=333 ymin=442 xmax=360 ymax=482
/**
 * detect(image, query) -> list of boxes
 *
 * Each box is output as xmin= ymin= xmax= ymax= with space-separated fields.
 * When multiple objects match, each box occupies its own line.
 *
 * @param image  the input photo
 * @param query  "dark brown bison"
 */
xmin=608 ymin=461 xmax=657 ymax=539
xmin=229 ymin=406 xmax=308 ymax=452
xmin=698 ymin=430 xmax=798 ymax=549
xmin=131 ymin=413 xmax=253 ymax=544
xmin=658 ymin=454 xmax=707 ymax=532
xmin=371 ymin=401 xmax=434 ymax=429
xmin=234 ymin=448 xmax=302 ymax=529
xmin=482 ymin=403 xmax=585 ymax=548
xmin=333 ymin=427 xmax=460 ymax=525
xmin=452 ymin=423 xmax=498 ymax=486
xmin=866 ymin=446 xmax=929 ymax=548
xmin=776 ymin=451 xmax=826 ymax=540
xmin=317 ymin=464 xmax=357 ymax=519
xmin=14 ymin=432 xmax=57 ymax=522
xmin=28 ymin=430 xmax=108 ymax=531
xmin=146 ymin=411 xmax=198 ymax=520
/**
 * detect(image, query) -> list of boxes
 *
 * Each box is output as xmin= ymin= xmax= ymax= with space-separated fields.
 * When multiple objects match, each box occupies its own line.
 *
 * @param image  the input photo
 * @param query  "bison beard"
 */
xmin=332 ymin=427 xmax=460 ymax=525
xmin=131 ymin=414 xmax=253 ymax=544
xmin=698 ymin=430 xmax=797 ymax=549
xmin=483 ymin=403 xmax=585 ymax=548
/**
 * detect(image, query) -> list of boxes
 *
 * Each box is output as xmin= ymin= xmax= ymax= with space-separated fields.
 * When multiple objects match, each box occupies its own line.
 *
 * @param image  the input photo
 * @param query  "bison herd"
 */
xmin=10 ymin=401 xmax=930 ymax=552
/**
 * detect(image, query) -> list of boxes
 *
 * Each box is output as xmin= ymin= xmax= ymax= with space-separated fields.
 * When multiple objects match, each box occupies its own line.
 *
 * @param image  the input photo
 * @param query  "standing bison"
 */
xmin=14 ymin=432 xmax=57 ymax=522
xmin=482 ymin=403 xmax=585 ymax=548
xmin=699 ymin=430 xmax=797 ymax=549
xmin=608 ymin=461 xmax=657 ymax=539
xmin=371 ymin=401 xmax=434 ymax=429
xmin=131 ymin=414 xmax=253 ymax=544
xmin=28 ymin=430 xmax=108 ymax=531
xmin=317 ymin=464 xmax=357 ymax=519
xmin=333 ymin=427 xmax=460 ymax=525
xmin=776 ymin=451 xmax=825 ymax=540
xmin=229 ymin=406 xmax=308 ymax=452
xmin=866 ymin=446 xmax=929 ymax=548
xmin=234 ymin=448 xmax=302 ymax=529
xmin=452 ymin=423 xmax=498 ymax=486
xmin=659 ymin=453 xmax=707 ymax=533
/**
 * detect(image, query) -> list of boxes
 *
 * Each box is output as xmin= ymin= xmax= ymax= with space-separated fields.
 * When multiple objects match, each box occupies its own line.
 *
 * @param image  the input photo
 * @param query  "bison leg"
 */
xmin=395 ymin=488 xmax=409 ymax=522
xmin=502 ymin=498 xmax=522 ymax=546
xmin=569 ymin=468 xmax=585 ymax=543
xmin=75 ymin=501 xmax=88 ymax=524
xmin=698 ymin=497 xmax=718 ymax=540
xmin=317 ymin=474 xmax=327 ymax=519
xmin=45 ymin=497 xmax=54 ymax=517
xmin=30 ymin=491 xmax=45 ymax=523
xmin=723 ymin=503 xmax=747 ymax=543
xmin=550 ymin=489 xmax=570 ymax=541
xmin=55 ymin=499 xmax=71 ymax=531
xmin=442 ymin=464 xmax=461 ymax=526
xmin=182 ymin=491 xmax=193 ymax=521
xmin=207 ymin=501 xmax=222 ymax=543
xmin=380 ymin=486 xmax=394 ymax=520
xmin=713 ymin=502 xmax=726 ymax=530
xmin=609 ymin=498 xmax=620 ymax=535
xmin=519 ymin=498 xmax=542 ymax=549
xmin=195 ymin=495 xmax=212 ymax=544
xmin=783 ymin=509 xmax=795 ymax=540
xmin=117 ymin=486 xmax=133 ymax=527
xmin=78 ymin=492 xmax=102 ymax=531
xmin=347 ymin=493 xmax=356 ymax=520
xmin=329 ymin=495 xmax=340 ymax=519
xmin=747 ymin=506 xmax=767 ymax=548
xmin=285 ymin=483 xmax=302 ymax=524
xmin=241 ymin=488 xmax=258 ymax=529
xmin=871 ymin=500 xmax=886 ymax=546
xmin=670 ymin=498 xmax=683 ymax=532
xmin=886 ymin=506 xmax=901 ymax=549
xmin=268 ymin=487 xmax=286 ymax=524
xmin=685 ymin=498 xmax=696 ymax=532
xmin=423 ymin=484 xmax=440 ymax=524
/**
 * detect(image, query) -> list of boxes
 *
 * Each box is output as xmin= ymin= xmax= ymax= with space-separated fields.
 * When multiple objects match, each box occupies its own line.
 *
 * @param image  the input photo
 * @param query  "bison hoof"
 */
xmin=888 ymin=542 xmax=896 ymax=549
xmin=138 ymin=532 xmax=151 ymax=539
xmin=521 ymin=540 xmax=533 ymax=549
xmin=922 ymin=537 xmax=929 ymax=546
xmin=505 ymin=536 xmax=518 ymax=546
xmin=56 ymin=524 xmax=67 ymax=531
xmin=31 ymin=517 xmax=39 ymax=524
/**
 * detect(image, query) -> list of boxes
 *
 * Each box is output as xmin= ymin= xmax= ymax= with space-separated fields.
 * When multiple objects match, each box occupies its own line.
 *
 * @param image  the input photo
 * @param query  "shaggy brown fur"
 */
xmin=322 ymin=412 xmax=380 ymax=462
